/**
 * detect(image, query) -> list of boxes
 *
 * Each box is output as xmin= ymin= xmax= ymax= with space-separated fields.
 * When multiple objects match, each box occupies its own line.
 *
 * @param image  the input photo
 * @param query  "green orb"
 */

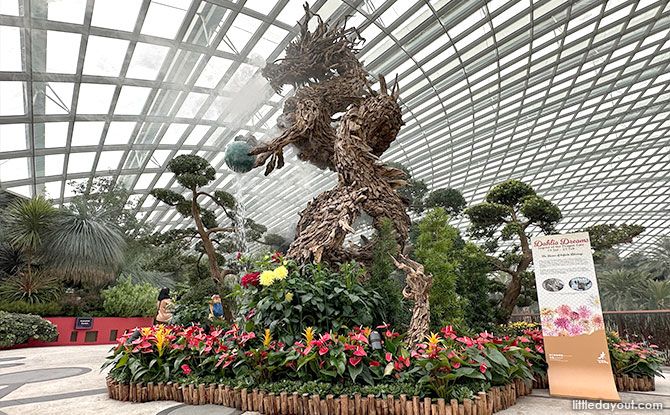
xmin=225 ymin=141 xmax=256 ymax=173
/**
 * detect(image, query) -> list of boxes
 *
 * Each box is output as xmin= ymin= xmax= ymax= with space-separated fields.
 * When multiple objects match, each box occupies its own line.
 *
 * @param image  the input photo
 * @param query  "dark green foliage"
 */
xmin=464 ymin=179 xmax=562 ymax=321
xmin=168 ymin=155 xmax=216 ymax=189
xmin=68 ymin=177 xmax=148 ymax=237
xmin=366 ymin=218 xmax=408 ymax=329
xmin=101 ymin=276 xmax=158 ymax=317
xmin=239 ymin=262 xmax=384 ymax=344
xmin=0 ymin=272 xmax=61 ymax=304
xmin=225 ymin=141 xmax=256 ymax=173
xmin=249 ymin=380 xmax=423 ymax=399
xmin=172 ymin=264 xmax=218 ymax=325
xmin=200 ymin=209 xmax=218 ymax=229
xmin=0 ymin=242 xmax=24 ymax=277
xmin=150 ymin=188 xmax=186 ymax=206
xmin=414 ymin=208 xmax=464 ymax=328
xmin=387 ymin=162 xmax=428 ymax=212
xmin=0 ymin=300 xmax=62 ymax=316
xmin=43 ymin=212 xmax=126 ymax=282
xmin=584 ymin=223 xmax=645 ymax=255
xmin=455 ymin=243 xmax=496 ymax=331
xmin=263 ymin=233 xmax=286 ymax=248
xmin=245 ymin=218 xmax=267 ymax=242
xmin=0 ymin=311 xmax=58 ymax=347
xmin=214 ymin=190 xmax=237 ymax=211
xmin=425 ymin=188 xmax=466 ymax=216
xmin=485 ymin=179 xmax=535 ymax=206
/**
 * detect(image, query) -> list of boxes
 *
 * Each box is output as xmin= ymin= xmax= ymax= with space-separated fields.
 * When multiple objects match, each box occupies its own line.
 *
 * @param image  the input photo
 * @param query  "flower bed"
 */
xmin=103 ymin=324 xmax=540 ymax=412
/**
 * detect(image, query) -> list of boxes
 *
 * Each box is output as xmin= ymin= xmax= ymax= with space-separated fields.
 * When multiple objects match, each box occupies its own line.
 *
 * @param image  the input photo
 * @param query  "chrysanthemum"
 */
xmin=274 ymin=265 xmax=288 ymax=280
xmin=259 ymin=270 xmax=276 ymax=286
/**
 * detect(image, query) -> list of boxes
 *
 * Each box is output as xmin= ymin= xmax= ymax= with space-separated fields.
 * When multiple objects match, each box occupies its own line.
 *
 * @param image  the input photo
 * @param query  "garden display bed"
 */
xmin=106 ymin=378 xmax=532 ymax=415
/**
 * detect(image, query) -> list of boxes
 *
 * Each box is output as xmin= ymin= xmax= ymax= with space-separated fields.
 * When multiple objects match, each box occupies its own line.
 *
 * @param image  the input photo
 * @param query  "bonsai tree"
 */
xmin=464 ymin=179 xmax=561 ymax=321
xmin=150 ymin=155 xmax=267 ymax=320
xmin=582 ymin=223 xmax=644 ymax=262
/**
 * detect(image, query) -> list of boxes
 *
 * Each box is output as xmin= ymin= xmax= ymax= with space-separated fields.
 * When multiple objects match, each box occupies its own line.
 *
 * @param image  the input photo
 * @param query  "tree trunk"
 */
xmin=190 ymin=191 xmax=233 ymax=322
xmin=499 ymin=273 xmax=521 ymax=322
xmin=393 ymin=255 xmax=432 ymax=347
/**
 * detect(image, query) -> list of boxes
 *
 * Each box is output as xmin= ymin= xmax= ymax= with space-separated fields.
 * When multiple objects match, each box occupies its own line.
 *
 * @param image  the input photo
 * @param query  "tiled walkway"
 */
xmin=0 ymin=345 xmax=667 ymax=414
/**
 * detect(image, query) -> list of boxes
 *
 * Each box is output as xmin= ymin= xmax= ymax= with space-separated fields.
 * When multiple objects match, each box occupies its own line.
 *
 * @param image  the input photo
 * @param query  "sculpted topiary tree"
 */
xmin=464 ymin=179 xmax=561 ymax=321
xmin=150 ymin=155 xmax=266 ymax=320
xmin=582 ymin=223 xmax=645 ymax=262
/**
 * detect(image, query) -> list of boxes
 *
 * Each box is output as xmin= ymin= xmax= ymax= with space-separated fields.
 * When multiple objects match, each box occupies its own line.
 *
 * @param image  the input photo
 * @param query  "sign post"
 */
xmin=531 ymin=232 xmax=619 ymax=401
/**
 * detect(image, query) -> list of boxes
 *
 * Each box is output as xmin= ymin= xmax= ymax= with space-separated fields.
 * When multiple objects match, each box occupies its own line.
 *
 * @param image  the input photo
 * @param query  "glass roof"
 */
xmin=1 ymin=0 xmax=669 ymax=254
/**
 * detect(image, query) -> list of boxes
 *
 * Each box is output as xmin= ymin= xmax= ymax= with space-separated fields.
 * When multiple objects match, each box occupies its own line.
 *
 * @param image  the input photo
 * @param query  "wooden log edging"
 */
xmin=532 ymin=373 xmax=655 ymax=392
xmin=106 ymin=377 xmax=533 ymax=415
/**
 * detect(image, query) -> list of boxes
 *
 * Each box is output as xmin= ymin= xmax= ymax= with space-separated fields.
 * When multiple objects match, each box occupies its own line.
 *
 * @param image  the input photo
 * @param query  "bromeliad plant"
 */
xmin=103 ymin=323 xmax=539 ymax=402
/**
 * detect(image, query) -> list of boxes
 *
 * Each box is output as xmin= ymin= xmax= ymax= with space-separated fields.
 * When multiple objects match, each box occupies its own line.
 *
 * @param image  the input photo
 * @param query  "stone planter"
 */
xmin=106 ymin=378 xmax=533 ymax=415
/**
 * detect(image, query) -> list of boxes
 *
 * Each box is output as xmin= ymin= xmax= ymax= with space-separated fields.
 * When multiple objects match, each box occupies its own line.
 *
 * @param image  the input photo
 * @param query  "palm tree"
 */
xmin=43 ymin=211 xmax=126 ymax=284
xmin=642 ymin=280 xmax=670 ymax=309
xmin=598 ymin=269 xmax=649 ymax=310
xmin=1 ymin=196 xmax=57 ymax=277
xmin=649 ymin=237 xmax=670 ymax=280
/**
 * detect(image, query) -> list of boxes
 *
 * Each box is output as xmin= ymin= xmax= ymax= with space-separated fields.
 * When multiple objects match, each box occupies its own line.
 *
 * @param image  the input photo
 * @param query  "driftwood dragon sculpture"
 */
xmin=249 ymin=4 xmax=410 ymax=264
xmin=240 ymin=4 xmax=431 ymax=344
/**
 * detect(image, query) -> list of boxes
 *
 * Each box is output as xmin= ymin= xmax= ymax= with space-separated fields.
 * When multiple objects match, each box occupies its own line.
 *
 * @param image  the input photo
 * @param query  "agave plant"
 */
xmin=0 ymin=271 xmax=61 ymax=304
xmin=42 ymin=212 xmax=126 ymax=284
xmin=0 ymin=196 xmax=58 ymax=276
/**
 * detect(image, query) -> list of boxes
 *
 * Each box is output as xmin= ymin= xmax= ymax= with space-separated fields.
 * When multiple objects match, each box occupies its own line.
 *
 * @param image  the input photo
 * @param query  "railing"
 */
xmin=510 ymin=309 xmax=670 ymax=351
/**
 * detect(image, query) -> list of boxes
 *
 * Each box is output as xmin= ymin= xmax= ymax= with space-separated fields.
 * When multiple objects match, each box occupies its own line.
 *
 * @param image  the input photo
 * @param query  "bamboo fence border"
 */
xmin=106 ymin=378 xmax=533 ymax=415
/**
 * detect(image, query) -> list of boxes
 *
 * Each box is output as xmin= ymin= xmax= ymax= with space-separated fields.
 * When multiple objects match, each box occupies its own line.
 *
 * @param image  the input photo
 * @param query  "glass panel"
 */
xmin=0 ymin=26 xmax=22 ymax=71
xmin=67 ymin=152 xmax=96 ymax=174
xmin=0 ymin=1 xmax=20 ymax=16
xmin=105 ymin=122 xmax=137 ymax=145
xmin=0 ymin=124 xmax=27 ymax=152
xmin=141 ymin=0 xmax=190 ymax=39
xmin=115 ymin=86 xmax=151 ymax=115
xmin=96 ymin=150 xmax=124 ymax=172
xmin=76 ymin=83 xmax=115 ymax=114
xmin=46 ymin=0 xmax=87 ymax=24
xmin=46 ymin=31 xmax=81 ymax=74
xmin=195 ymin=57 xmax=233 ymax=88
xmin=71 ymin=121 xmax=105 ymax=147
xmin=44 ymin=154 xmax=64 ymax=176
xmin=0 ymin=81 xmax=25 ymax=115
xmin=126 ymin=43 xmax=169 ymax=80
xmin=44 ymin=122 xmax=69 ymax=148
xmin=83 ymin=36 xmax=130 ymax=77
xmin=92 ymin=0 xmax=142 ymax=32
xmin=0 ymin=157 xmax=29 ymax=182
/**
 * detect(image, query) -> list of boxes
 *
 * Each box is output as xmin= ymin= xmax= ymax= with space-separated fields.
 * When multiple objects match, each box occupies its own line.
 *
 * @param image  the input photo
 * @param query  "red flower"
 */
xmin=271 ymin=251 xmax=283 ymax=263
xmin=181 ymin=364 xmax=192 ymax=375
xmin=353 ymin=345 xmax=367 ymax=357
xmin=241 ymin=272 xmax=260 ymax=288
xmin=453 ymin=362 xmax=461 ymax=369
xmin=441 ymin=325 xmax=457 ymax=339
xmin=385 ymin=352 xmax=393 ymax=362
xmin=319 ymin=346 xmax=329 ymax=356
xmin=349 ymin=356 xmax=362 ymax=366
xmin=479 ymin=363 xmax=487 ymax=374
xmin=369 ymin=360 xmax=381 ymax=367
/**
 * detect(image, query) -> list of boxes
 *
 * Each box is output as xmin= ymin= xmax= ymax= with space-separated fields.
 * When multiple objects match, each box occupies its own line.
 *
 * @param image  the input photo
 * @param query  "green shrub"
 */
xmin=237 ymin=257 xmax=384 ymax=343
xmin=101 ymin=277 xmax=158 ymax=317
xmin=0 ymin=311 xmax=58 ymax=347
xmin=0 ymin=300 xmax=62 ymax=316
xmin=0 ymin=272 xmax=62 ymax=304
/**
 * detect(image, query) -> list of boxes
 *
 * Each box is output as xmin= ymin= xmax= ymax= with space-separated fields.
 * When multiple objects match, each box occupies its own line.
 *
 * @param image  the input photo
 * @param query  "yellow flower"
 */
xmin=274 ymin=265 xmax=288 ymax=280
xmin=141 ymin=326 xmax=153 ymax=337
xmin=262 ymin=329 xmax=272 ymax=348
xmin=259 ymin=270 xmax=276 ymax=286
xmin=285 ymin=291 xmax=294 ymax=302
xmin=303 ymin=326 xmax=315 ymax=345
xmin=155 ymin=326 xmax=171 ymax=357
xmin=426 ymin=332 xmax=440 ymax=347
xmin=362 ymin=326 xmax=372 ymax=337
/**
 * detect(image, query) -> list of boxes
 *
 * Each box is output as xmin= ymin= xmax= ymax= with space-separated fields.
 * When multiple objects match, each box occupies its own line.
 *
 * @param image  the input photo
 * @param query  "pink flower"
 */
xmin=452 ymin=362 xmax=461 ymax=369
xmin=369 ymin=360 xmax=380 ymax=367
xmin=181 ymin=364 xmax=192 ymax=375
xmin=556 ymin=305 xmax=571 ymax=316
xmin=349 ymin=356 xmax=362 ymax=366
xmin=577 ymin=306 xmax=591 ymax=319
xmin=353 ymin=346 xmax=367 ymax=357
xmin=554 ymin=317 xmax=570 ymax=329
xmin=479 ymin=363 xmax=487 ymax=374
xmin=441 ymin=325 xmax=457 ymax=339
xmin=319 ymin=346 xmax=329 ymax=356
xmin=385 ymin=352 xmax=393 ymax=362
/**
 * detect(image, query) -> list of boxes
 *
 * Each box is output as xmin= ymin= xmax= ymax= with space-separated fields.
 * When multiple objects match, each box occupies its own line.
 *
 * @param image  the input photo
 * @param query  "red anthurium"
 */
xmin=319 ymin=346 xmax=329 ymax=356
xmin=385 ymin=352 xmax=393 ymax=362
xmin=353 ymin=345 xmax=367 ymax=357
xmin=181 ymin=364 xmax=192 ymax=375
xmin=369 ymin=360 xmax=381 ymax=367
xmin=349 ymin=356 xmax=362 ymax=366
xmin=479 ymin=362 xmax=487 ymax=374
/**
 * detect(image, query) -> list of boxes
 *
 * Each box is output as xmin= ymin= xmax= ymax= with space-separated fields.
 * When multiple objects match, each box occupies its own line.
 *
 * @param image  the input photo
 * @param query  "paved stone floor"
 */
xmin=0 ymin=345 xmax=667 ymax=414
